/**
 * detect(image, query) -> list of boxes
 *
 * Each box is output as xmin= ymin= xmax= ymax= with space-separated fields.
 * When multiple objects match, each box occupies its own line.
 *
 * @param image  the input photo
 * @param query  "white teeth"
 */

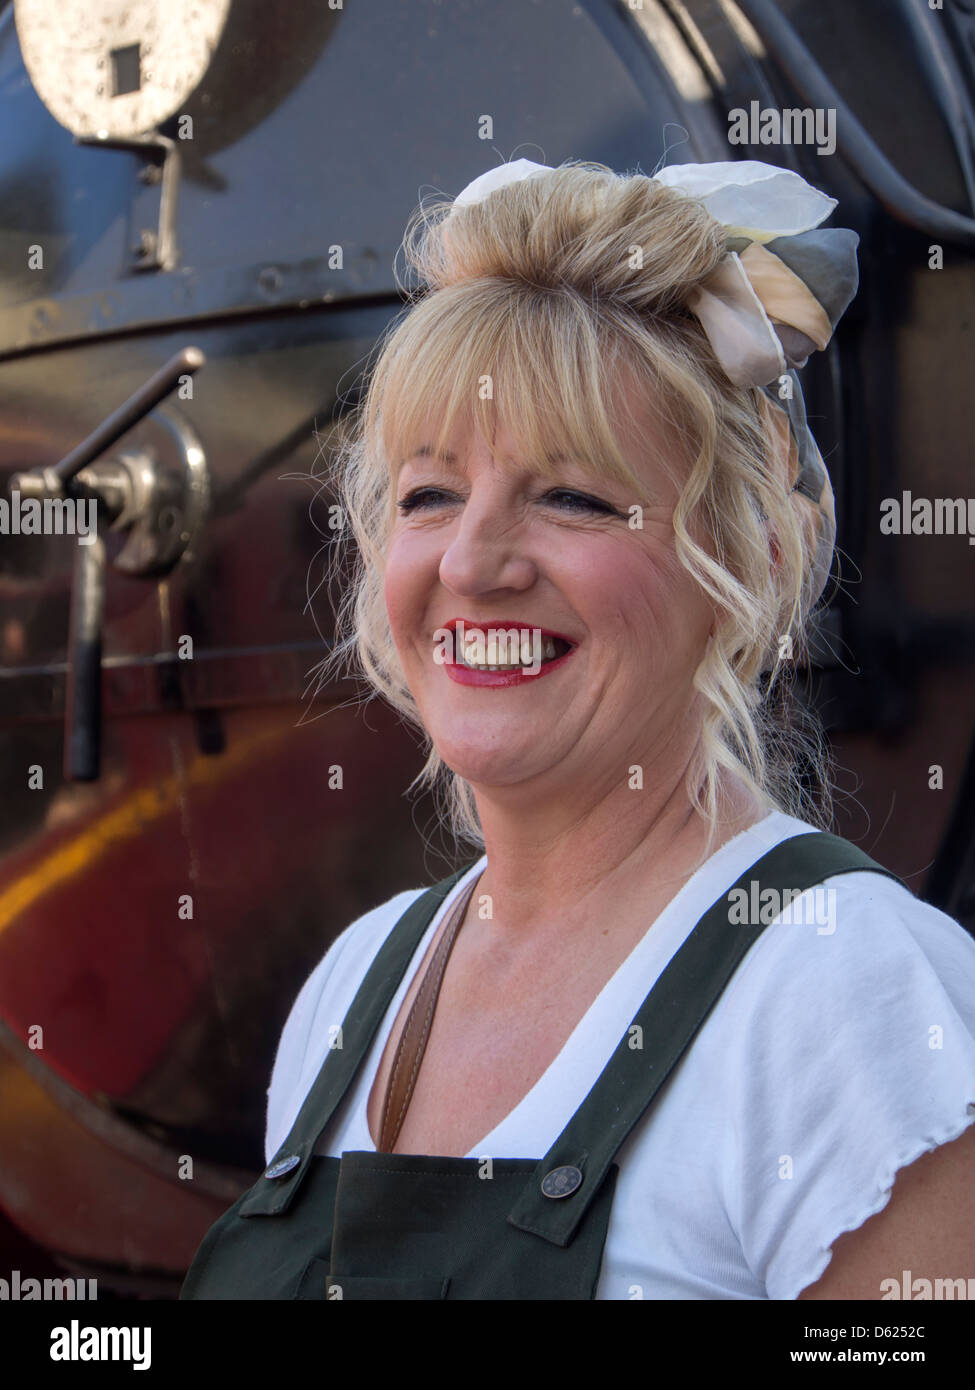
xmin=453 ymin=630 xmax=560 ymax=669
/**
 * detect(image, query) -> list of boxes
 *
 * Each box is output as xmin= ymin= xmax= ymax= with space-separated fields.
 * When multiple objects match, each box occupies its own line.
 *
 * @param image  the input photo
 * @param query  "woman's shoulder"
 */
xmin=729 ymin=810 xmax=975 ymax=1004
xmin=743 ymin=809 xmax=969 ymax=922
xmin=704 ymin=813 xmax=975 ymax=1146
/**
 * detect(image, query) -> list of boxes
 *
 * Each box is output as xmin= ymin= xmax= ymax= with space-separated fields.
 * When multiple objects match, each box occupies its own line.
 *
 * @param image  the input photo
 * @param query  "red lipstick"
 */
xmin=437 ymin=617 xmax=578 ymax=688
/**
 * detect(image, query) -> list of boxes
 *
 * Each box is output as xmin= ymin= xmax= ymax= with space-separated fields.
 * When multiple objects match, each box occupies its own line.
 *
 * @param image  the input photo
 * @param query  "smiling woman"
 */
xmin=321 ymin=167 xmax=841 ymax=860
xmin=180 ymin=158 xmax=975 ymax=1302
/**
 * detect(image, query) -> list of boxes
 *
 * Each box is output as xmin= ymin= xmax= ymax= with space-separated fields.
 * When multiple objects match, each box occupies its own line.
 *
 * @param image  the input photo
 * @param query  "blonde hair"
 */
xmin=310 ymin=159 xmax=835 ymax=862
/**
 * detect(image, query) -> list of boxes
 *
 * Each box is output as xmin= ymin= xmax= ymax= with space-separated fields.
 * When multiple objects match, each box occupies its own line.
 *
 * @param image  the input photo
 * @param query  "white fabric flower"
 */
xmin=451 ymin=159 xmax=552 ymax=207
xmin=651 ymin=160 xmax=837 ymax=241
xmin=452 ymin=158 xmax=836 ymax=242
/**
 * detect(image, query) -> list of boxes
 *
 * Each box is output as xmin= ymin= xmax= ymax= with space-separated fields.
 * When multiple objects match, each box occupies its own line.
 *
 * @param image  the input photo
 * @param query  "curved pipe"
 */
xmin=732 ymin=0 xmax=975 ymax=250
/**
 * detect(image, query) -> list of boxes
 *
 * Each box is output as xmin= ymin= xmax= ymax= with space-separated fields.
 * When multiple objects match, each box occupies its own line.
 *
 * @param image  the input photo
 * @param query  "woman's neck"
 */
xmin=466 ymin=767 xmax=771 ymax=940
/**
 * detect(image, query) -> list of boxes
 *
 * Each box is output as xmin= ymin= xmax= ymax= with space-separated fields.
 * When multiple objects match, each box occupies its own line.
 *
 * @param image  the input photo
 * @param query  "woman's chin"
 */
xmin=432 ymin=740 xmax=550 ymax=788
xmin=437 ymin=755 xmax=527 ymax=786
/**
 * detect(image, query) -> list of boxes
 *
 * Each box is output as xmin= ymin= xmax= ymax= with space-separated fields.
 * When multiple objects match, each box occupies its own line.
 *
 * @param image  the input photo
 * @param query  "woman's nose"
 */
xmin=437 ymin=495 xmax=537 ymax=596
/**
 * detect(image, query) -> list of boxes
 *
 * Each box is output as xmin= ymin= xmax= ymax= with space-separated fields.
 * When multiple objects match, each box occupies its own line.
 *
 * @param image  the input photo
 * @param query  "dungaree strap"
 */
xmin=240 ymin=862 xmax=474 ymax=1216
xmin=505 ymin=831 xmax=906 ymax=1245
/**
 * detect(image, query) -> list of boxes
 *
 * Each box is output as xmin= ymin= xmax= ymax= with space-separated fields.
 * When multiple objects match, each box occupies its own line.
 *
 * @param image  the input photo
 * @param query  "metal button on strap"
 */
xmin=264 ymin=1154 xmax=301 ymax=1179
xmin=540 ymin=1164 xmax=583 ymax=1198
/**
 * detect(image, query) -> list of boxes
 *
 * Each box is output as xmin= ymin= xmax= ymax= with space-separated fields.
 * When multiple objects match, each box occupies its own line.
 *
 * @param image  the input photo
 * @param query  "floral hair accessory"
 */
xmin=447 ymin=157 xmax=861 ymax=608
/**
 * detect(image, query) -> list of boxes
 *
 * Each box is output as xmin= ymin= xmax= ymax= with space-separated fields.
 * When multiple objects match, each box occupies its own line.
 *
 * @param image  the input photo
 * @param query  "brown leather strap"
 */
xmin=378 ymin=872 xmax=482 ymax=1152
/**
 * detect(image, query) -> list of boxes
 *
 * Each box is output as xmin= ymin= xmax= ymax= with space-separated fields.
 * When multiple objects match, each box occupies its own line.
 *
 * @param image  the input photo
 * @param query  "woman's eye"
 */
xmin=395 ymin=488 xmax=611 ymax=514
xmin=545 ymin=489 xmax=610 ymax=513
xmin=395 ymin=488 xmax=447 ymax=513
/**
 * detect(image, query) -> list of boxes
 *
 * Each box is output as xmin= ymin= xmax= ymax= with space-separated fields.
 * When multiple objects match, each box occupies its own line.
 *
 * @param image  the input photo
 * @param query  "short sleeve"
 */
xmin=716 ymin=872 xmax=975 ymax=1300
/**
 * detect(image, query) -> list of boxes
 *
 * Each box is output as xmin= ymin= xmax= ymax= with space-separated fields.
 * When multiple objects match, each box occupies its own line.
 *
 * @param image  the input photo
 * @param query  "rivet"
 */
xmin=265 ymin=1154 xmax=301 ymax=1179
xmin=540 ymin=1164 xmax=583 ymax=1198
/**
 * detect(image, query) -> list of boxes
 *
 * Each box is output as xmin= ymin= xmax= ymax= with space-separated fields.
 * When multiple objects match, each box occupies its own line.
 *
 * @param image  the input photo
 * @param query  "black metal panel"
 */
xmin=0 ymin=0 xmax=724 ymax=354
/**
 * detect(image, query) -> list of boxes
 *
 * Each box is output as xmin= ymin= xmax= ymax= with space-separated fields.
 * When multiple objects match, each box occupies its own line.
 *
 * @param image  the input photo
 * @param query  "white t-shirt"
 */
xmin=264 ymin=810 xmax=975 ymax=1300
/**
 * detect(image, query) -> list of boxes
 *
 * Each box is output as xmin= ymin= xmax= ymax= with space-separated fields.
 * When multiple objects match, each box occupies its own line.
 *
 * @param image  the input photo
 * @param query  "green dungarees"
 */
xmin=180 ymin=832 xmax=903 ymax=1300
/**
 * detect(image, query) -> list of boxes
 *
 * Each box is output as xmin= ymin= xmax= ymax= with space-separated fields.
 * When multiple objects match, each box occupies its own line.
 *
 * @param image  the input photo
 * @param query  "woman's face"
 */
xmin=383 ymin=375 xmax=717 ymax=800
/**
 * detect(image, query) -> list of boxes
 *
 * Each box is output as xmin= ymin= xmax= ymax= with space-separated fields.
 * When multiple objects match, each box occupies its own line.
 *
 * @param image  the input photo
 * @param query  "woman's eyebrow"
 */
xmin=404 ymin=445 xmax=459 ymax=466
xmin=403 ymin=447 xmax=577 ymax=471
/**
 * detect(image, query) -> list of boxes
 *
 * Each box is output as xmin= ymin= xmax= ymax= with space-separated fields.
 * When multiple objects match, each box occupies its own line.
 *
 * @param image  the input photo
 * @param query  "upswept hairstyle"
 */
xmin=311 ymin=159 xmax=835 ymax=860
